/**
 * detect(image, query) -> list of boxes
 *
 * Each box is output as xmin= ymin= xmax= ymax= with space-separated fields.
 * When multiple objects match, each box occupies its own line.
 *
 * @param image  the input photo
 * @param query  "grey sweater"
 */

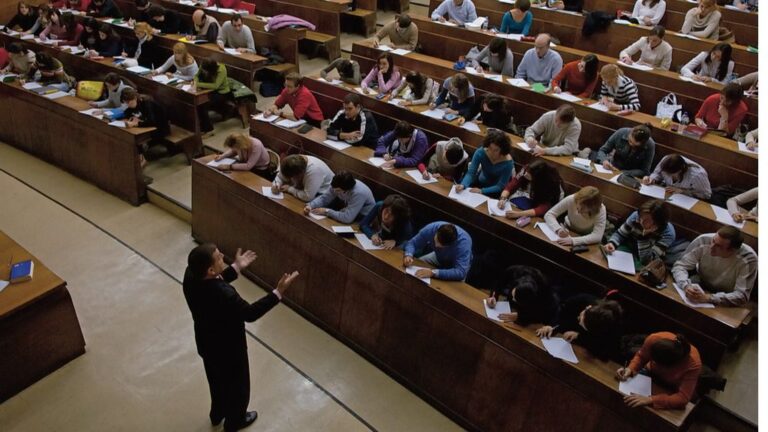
xmin=308 ymin=179 xmax=376 ymax=223
xmin=217 ymin=21 xmax=255 ymax=53
xmin=524 ymin=110 xmax=582 ymax=155
xmin=274 ymin=155 xmax=334 ymax=202
xmin=93 ymin=81 xmax=130 ymax=108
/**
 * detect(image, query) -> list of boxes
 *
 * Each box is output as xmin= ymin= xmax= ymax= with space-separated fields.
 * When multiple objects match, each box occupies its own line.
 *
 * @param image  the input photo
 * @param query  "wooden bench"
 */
xmin=342 ymin=8 xmax=378 ymax=36
xmin=165 ymin=124 xmax=199 ymax=163
xmin=304 ymin=30 xmax=341 ymax=60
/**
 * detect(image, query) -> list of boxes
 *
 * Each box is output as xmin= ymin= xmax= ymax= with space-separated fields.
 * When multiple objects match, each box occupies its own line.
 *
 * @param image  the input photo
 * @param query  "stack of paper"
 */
xmin=571 ymin=157 xmax=592 ymax=172
xmin=308 ymin=212 xmax=326 ymax=220
xmin=391 ymin=48 xmax=411 ymax=56
xmin=620 ymin=61 xmax=653 ymax=71
xmin=206 ymin=157 xmax=236 ymax=167
xmin=499 ymin=33 xmax=524 ymax=41
xmin=464 ymin=66 xmax=480 ymax=75
xmin=261 ymin=186 xmax=284 ymax=199
xmin=388 ymin=98 xmax=406 ymax=106
xmin=405 ymin=266 xmax=432 ymax=284
xmin=507 ymin=78 xmax=530 ymax=87
xmin=108 ymin=120 xmax=127 ymax=128
xmin=275 ymin=118 xmax=306 ymax=128
xmin=437 ymin=20 xmax=458 ymax=26
xmin=181 ymin=84 xmax=193 ymax=92
xmin=483 ymin=299 xmax=512 ymax=322
xmin=541 ymin=337 xmax=579 ymax=364
xmin=421 ymin=108 xmax=446 ymax=119
xmin=78 ymin=108 xmax=104 ymax=119
xmin=322 ymin=139 xmax=351 ymax=150
xmin=376 ymin=44 xmax=393 ymax=51
xmin=679 ymin=75 xmax=707 ymax=85
xmin=517 ymin=142 xmax=533 ymax=152
xmin=587 ymin=102 xmax=609 ymax=112
xmin=485 ymin=74 xmax=503 ymax=82
xmin=126 ymin=65 xmax=152 ymax=75
xmin=368 ymin=157 xmax=388 ymax=168
xmin=319 ymin=77 xmax=343 ymax=85
xmin=405 ymin=169 xmax=438 ymax=185
xmin=43 ymin=91 xmax=68 ymax=99
xmin=604 ymin=249 xmax=636 ymax=275
xmin=355 ymin=233 xmax=384 ymax=250
xmin=448 ymin=185 xmax=488 ymax=208
xmin=673 ymin=283 xmax=715 ymax=309
xmin=223 ymin=48 xmax=241 ymax=55
xmin=710 ymin=204 xmax=745 ymax=229
xmin=487 ymin=199 xmax=511 ymax=217
xmin=253 ymin=112 xmax=279 ymax=122
xmin=461 ymin=121 xmax=481 ymax=132
xmin=553 ymin=92 xmax=581 ymax=102
xmin=639 ymin=184 xmax=666 ymax=199
xmin=535 ymin=222 xmax=559 ymax=241
xmin=22 ymin=82 xmax=41 ymax=90
xmin=613 ymin=19 xmax=631 ymax=25
xmin=331 ymin=226 xmax=356 ymax=235
xmin=618 ymin=374 xmax=652 ymax=396
xmin=594 ymin=164 xmax=613 ymax=174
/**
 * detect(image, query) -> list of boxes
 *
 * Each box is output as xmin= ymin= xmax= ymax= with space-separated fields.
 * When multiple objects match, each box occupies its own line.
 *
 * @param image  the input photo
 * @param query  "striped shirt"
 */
xmin=600 ymin=75 xmax=641 ymax=111
xmin=608 ymin=211 xmax=676 ymax=265
xmin=649 ymin=155 xmax=712 ymax=200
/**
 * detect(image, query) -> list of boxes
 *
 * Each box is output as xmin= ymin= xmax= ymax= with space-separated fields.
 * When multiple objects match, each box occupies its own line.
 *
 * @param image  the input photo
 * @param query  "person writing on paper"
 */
xmin=680 ymin=43 xmax=734 ymax=84
xmin=461 ymin=94 xmax=513 ymax=131
xmin=152 ymin=43 xmax=198 ymax=81
xmin=146 ymin=6 xmax=185 ymax=34
xmin=514 ymin=33 xmax=563 ymax=86
xmin=403 ymin=222 xmax=473 ymax=281
xmin=216 ymin=15 xmax=255 ymax=54
xmin=304 ymin=171 xmax=376 ymax=224
xmin=183 ymin=244 xmax=299 ymax=431
xmin=2 ymin=43 xmax=36 ymax=77
xmin=7 ymin=2 xmax=40 ymax=35
xmin=194 ymin=59 xmax=233 ymax=135
xmin=92 ymin=23 xmax=123 ymax=57
xmin=599 ymin=64 xmax=641 ymax=112
xmin=374 ymin=121 xmax=429 ymax=169
xmin=430 ymin=73 xmax=475 ymax=119
xmin=486 ymin=265 xmax=559 ymax=325
xmin=326 ymin=93 xmax=380 ymax=148
xmin=80 ymin=18 xmax=99 ymax=51
xmin=320 ymin=59 xmax=361 ymax=85
xmin=430 ymin=0 xmax=478 ymax=26
xmin=694 ymin=83 xmax=747 ymax=135
xmin=595 ymin=124 xmax=656 ymax=177
xmin=619 ymin=26 xmax=673 ymax=71
xmin=671 ymin=227 xmax=757 ymax=307
xmin=360 ymin=194 xmax=414 ymax=249
xmin=272 ymin=154 xmax=333 ymax=202
xmin=743 ymin=128 xmax=758 ymax=151
xmin=500 ymin=0 xmax=532 ymax=36
xmin=361 ymin=52 xmax=402 ymax=97
xmin=457 ymin=129 xmax=515 ymax=198
xmin=88 ymin=0 xmax=123 ymax=18
xmin=122 ymin=22 xmax=156 ymax=68
xmin=392 ymin=71 xmax=440 ymax=106
xmin=470 ymin=37 xmax=515 ymax=76
xmin=191 ymin=9 xmax=221 ymax=43
xmin=266 ymin=73 xmax=324 ymax=127
xmin=39 ymin=10 xmax=82 ymax=46
xmin=727 ymin=188 xmax=757 ymax=223
xmin=118 ymin=88 xmax=170 ymax=166
xmin=616 ymin=333 xmax=701 ymax=410
xmin=537 ymin=293 xmax=623 ymax=361
xmin=90 ymin=73 xmax=131 ymax=108
xmin=680 ymin=0 xmax=721 ymax=40
xmin=373 ymin=14 xmax=418 ymax=51
xmin=29 ymin=52 xmax=75 ymax=91
xmin=627 ymin=0 xmax=667 ymax=26
xmin=417 ymin=137 xmax=470 ymax=181
xmin=545 ymin=186 xmax=606 ymax=246
xmin=643 ymin=154 xmax=711 ymax=200
xmin=213 ymin=133 xmax=270 ymax=177
xmin=735 ymin=72 xmax=758 ymax=98
xmin=604 ymin=200 xmax=678 ymax=267
xmin=499 ymin=160 xmax=564 ymax=219
xmin=551 ymin=53 xmax=599 ymax=98
xmin=524 ymin=104 xmax=582 ymax=157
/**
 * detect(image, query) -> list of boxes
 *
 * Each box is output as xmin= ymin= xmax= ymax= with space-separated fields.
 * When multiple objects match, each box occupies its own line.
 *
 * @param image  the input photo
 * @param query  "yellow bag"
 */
xmin=76 ymin=80 xmax=105 ymax=101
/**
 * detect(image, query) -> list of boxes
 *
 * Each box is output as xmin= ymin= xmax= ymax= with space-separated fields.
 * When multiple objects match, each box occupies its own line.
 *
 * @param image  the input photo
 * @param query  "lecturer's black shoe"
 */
xmin=210 ymin=414 xmax=224 ymax=426
xmin=224 ymin=411 xmax=258 ymax=431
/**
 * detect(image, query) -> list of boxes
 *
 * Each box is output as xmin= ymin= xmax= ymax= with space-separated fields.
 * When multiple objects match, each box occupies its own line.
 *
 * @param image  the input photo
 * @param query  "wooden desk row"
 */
xmin=352 ymin=41 xmax=758 ymax=189
xmin=191 ymin=157 xmax=696 ymax=432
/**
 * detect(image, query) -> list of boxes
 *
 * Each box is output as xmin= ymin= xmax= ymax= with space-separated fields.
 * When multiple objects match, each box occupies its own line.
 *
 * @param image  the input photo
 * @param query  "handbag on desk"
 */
xmin=76 ymin=80 xmax=105 ymax=101
xmin=655 ymin=93 xmax=681 ymax=119
xmin=638 ymin=258 xmax=666 ymax=287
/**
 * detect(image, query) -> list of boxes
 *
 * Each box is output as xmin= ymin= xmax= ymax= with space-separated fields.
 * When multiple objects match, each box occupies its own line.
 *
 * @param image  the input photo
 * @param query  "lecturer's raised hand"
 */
xmin=276 ymin=271 xmax=300 ymax=295
xmin=234 ymin=248 xmax=258 ymax=269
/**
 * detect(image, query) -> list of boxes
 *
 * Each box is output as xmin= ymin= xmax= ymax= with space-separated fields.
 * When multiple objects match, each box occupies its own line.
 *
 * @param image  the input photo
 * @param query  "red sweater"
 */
xmin=628 ymin=332 xmax=702 ymax=410
xmin=695 ymin=93 xmax=748 ymax=135
xmin=550 ymin=60 xmax=599 ymax=98
xmin=0 ymin=48 xmax=8 ymax=69
xmin=274 ymin=85 xmax=324 ymax=122
xmin=502 ymin=166 xmax=557 ymax=217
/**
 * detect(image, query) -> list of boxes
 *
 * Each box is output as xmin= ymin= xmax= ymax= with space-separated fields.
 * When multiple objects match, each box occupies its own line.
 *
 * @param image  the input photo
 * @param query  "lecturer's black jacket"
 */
xmin=183 ymin=266 xmax=279 ymax=358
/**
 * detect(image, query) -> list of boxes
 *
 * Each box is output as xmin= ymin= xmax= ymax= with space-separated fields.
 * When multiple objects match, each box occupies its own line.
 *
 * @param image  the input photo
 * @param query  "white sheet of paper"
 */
xmin=332 ymin=225 xmax=356 ymax=234
xmin=673 ymin=283 xmax=715 ymax=309
xmin=437 ymin=20 xmax=458 ymax=26
xmin=552 ymin=92 xmax=581 ymax=102
xmin=639 ymin=184 xmax=666 ymax=199
xmin=587 ymin=102 xmax=609 ymax=112
xmin=448 ymin=185 xmax=488 ymax=208
xmin=207 ymin=157 xmax=236 ymax=167
xmin=613 ymin=19 xmax=631 ymax=25
xmin=573 ymin=156 xmax=591 ymax=167
xmin=421 ymin=108 xmax=446 ymax=119
xmin=261 ymin=186 xmax=284 ymax=199
xmin=541 ymin=337 xmax=579 ymax=364
xmin=43 ymin=91 xmax=68 ymax=100
xmin=22 ymin=82 xmax=42 ymax=90
xmin=620 ymin=61 xmax=653 ymax=71
xmin=609 ymin=174 xmax=621 ymax=184
xmin=710 ymin=204 xmax=745 ymax=229
xmin=78 ymin=108 xmax=104 ymax=119
xmin=405 ymin=266 xmax=431 ymax=284
xmin=319 ymin=77 xmax=343 ymax=85
xmin=405 ymin=169 xmax=438 ymax=185
xmin=368 ymin=157 xmax=388 ymax=167
xmin=487 ymin=199 xmax=511 ymax=217
xmin=152 ymin=74 xmax=172 ymax=84
xmin=461 ymin=121 xmax=481 ymax=132
xmin=737 ymin=142 xmax=758 ymax=154
xmin=517 ymin=142 xmax=533 ymax=152
xmin=388 ymin=98 xmax=406 ymax=106
xmin=483 ymin=299 xmax=512 ymax=322
xmin=667 ymin=193 xmax=698 ymax=210
xmin=507 ymin=78 xmax=530 ymax=87
xmin=594 ymin=164 xmax=613 ymax=174
xmin=308 ymin=212 xmax=326 ymax=220
xmin=126 ymin=65 xmax=152 ymax=74
xmin=678 ymin=75 xmax=708 ymax=85
xmin=354 ymin=86 xmax=368 ymax=95
xmin=724 ymin=4 xmax=748 ymax=11
xmin=619 ymin=374 xmax=652 ymax=396
xmin=0 ymin=280 xmax=9 ymax=293
xmin=500 ymin=33 xmax=523 ymax=41
xmin=678 ymin=33 xmax=701 ymax=40
xmin=467 ymin=17 xmax=487 ymax=27
xmin=108 ymin=120 xmax=127 ymax=128
xmin=391 ymin=48 xmax=411 ymax=56
xmin=322 ymin=139 xmax=351 ymax=150
xmin=182 ymin=84 xmax=193 ymax=92
xmin=605 ymin=249 xmax=636 ymax=275
xmin=535 ymin=222 xmax=559 ymax=242
xmin=465 ymin=66 xmax=480 ymax=75
xmin=485 ymin=74 xmax=504 ymax=82
xmin=276 ymin=118 xmax=306 ymax=128
xmin=253 ymin=112 xmax=279 ymax=122
xmin=376 ymin=44 xmax=393 ymax=51
xmin=355 ymin=233 xmax=384 ymax=250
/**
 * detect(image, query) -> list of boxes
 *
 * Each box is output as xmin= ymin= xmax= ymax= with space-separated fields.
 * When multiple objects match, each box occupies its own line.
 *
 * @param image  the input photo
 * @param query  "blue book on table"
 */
xmin=9 ymin=259 xmax=34 ymax=283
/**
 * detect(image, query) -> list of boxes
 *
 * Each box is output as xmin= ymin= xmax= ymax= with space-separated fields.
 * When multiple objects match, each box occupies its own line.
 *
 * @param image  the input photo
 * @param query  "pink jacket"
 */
xmin=361 ymin=66 xmax=402 ymax=94
xmin=265 ymin=14 xmax=316 ymax=31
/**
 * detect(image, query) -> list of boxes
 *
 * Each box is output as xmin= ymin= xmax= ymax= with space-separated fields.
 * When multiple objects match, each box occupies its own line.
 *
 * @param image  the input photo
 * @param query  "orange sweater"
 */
xmin=550 ymin=61 xmax=599 ymax=99
xmin=628 ymin=332 xmax=702 ymax=410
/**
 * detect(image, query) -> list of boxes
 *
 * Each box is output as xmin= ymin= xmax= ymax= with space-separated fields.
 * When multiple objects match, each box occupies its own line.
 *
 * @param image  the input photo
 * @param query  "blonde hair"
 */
xmin=600 ymin=64 xmax=624 ymax=81
xmin=224 ymin=133 xmax=252 ymax=152
xmin=574 ymin=186 xmax=602 ymax=217
xmin=172 ymin=42 xmax=194 ymax=66
xmin=134 ymin=22 xmax=154 ymax=41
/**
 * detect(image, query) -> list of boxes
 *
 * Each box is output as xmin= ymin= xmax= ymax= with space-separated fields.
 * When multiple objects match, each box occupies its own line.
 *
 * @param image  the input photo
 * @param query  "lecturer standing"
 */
xmin=183 ymin=243 xmax=298 ymax=431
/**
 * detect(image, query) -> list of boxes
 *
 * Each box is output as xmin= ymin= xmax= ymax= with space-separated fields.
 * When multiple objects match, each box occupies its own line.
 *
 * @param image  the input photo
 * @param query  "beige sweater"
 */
xmin=375 ymin=21 xmax=419 ymax=51
xmin=680 ymin=8 xmax=722 ymax=39
xmin=544 ymin=194 xmax=606 ymax=246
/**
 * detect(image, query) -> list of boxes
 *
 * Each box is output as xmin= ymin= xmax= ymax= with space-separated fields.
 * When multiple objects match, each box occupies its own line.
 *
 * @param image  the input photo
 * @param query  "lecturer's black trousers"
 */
xmin=201 ymin=349 xmax=250 ymax=427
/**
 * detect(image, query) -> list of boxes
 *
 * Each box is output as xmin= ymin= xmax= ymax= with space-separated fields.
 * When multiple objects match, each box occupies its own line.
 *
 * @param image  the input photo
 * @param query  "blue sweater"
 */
xmin=500 ymin=10 xmax=532 ymax=35
xmin=359 ymin=201 xmax=414 ymax=246
xmin=461 ymin=147 xmax=515 ymax=196
xmin=434 ymin=77 xmax=475 ymax=119
xmin=404 ymin=222 xmax=473 ymax=281
xmin=374 ymin=128 xmax=430 ymax=168
xmin=308 ymin=179 xmax=376 ymax=224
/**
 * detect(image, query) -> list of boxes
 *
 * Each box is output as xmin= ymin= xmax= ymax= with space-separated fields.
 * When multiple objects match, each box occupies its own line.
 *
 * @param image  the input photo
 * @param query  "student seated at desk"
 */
xmin=430 ymin=73 xmax=475 ymax=119
xmin=598 ymin=64 xmax=641 ymax=112
xmin=616 ymin=332 xmax=701 ymax=410
xmin=672 ymin=227 xmax=757 ymax=307
xmin=326 ymin=93 xmax=380 ymax=148
xmin=403 ymin=222 xmax=473 ymax=281
xmin=417 ymin=137 xmax=469 ymax=181
xmin=191 ymin=9 xmax=221 ymax=43
xmin=266 ymin=73 xmax=324 ymax=128
xmin=680 ymin=0 xmax=721 ymax=40
xmin=486 ymin=265 xmax=559 ymax=325
xmin=133 ymin=0 xmax=151 ymax=21
xmin=304 ymin=171 xmax=376 ymax=224
xmin=500 ymin=0 xmax=532 ymax=36
xmin=91 ymin=23 xmax=123 ymax=57
xmin=694 ymin=82 xmax=747 ymax=135
xmin=272 ymin=154 xmax=334 ymax=202
xmin=594 ymin=124 xmax=655 ymax=177
xmin=551 ymin=53 xmax=599 ymax=98
xmin=499 ymin=159 xmax=564 ymax=219
xmin=212 ymin=133 xmax=270 ymax=176
xmin=680 ymin=43 xmax=734 ymax=84
xmin=524 ymin=104 xmax=582 ymax=156
xmin=727 ymin=187 xmax=757 ymax=223
xmin=320 ymin=59 xmax=361 ymax=85
xmin=461 ymin=94 xmax=513 ymax=131
xmin=87 ymin=0 xmax=123 ymax=18
xmin=194 ymin=58 xmax=233 ymax=134
xmin=733 ymin=0 xmax=757 ymax=11
xmin=53 ymin=0 xmax=91 ymax=12
xmin=457 ymin=128 xmax=514 ymax=198
xmin=217 ymin=14 xmax=255 ymax=54
xmin=6 ymin=2 xmax=40 ymax=35
xmin=152 ymin=42 xmax=198 ymax=81
xmin=537 ymin=292 xmax=623 ymax=361
xmin=547 ymin=0 xmax=583 ymax=13
xmin=734 ymin=72 xmax=758 ymax=98
xmin=374 ymin=121 xmax=429 ymax=169
xmin=544 ymin=186 xmax=606 ymax=246
xmin=122 ymin=22 xmax=157 ymax=68
xmin=619 ymin=26 xmax=673 ymax=71
xmin=119 ymin=87 xmax=170 ymax=166
xmin=626 ymin=0 xmax=666 ymax=26
xmin=39 ymin=10 xmax=83 ymax=46
xmin=1 ymin=43 xmax=36 ymax=76
xmin=80 ymin=17 xmax=99 ymax=50
xmin=29 ymin=51 xmax=75 ymax=91
xmin=430 ymin=0 xmax=478 ymax=26
xmin=604 ymin=199 xmax=680 ymax=267
xmin=743 ymin=128 xmax=758 ymax=150
xmin=374 ymin=14 xmax=418 ymax=51
xmin=360 ymin=194 xmax=414 ymax=249
xmin=514 ymin=34 xmax=562 ymax=86
xmin=391 ymin=71 xmax=439 ymax=106
xmin=89 ymin=72 xmax=131 ymax=108
xmin=470 ymin=37 xmax=514 ymax=76
xmin=643 ymin=154 xmax=711 ymax=200
xmin=361 ymin=52 xmax=402 ymax=97
xmin=146 ymin=6 xmax=185 ymax=35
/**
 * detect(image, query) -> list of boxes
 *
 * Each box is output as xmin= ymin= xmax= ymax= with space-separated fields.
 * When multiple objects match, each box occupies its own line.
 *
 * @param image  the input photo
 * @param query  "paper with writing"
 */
xmin=461 ymin=121 xmax=481 ymax=132
xmin=355 ymin=233 xmax=384 ymax=250
xmin=405 ymin=169 xmax=438 ymax=185
xmin=448 ymin=185 xmax=488 ymax=208
xmin=487 ymin=199 xmax=511 ymax=217
xmin=322 ymin=139 xmax=351 ymax=150
xmin=507 ymin=78 xmax=530 ymax=87
xmin=594 ymin=164 xmax=613 ymax=174
xmin=639 ymin=184 xmax=666 ymax=199
xmin=605 ymin=249 xmax=636 ymax=275
xmin=619 ymin=374 xmax=652 ymax=396
xmin=673 ymin=283 xmax=715 ymax=309
xmin=421 ymin=108 xmax=446 ymax=119
xmin=207 ymin=157 xmax=236 ymax=167
xmin=405 ymin=266 xmax=431 ymax=284
xmin=552 ymin=92 xmax=581 ymax=102
xmin=710 ymin=205 xmax=745 ymax=229
xmin=483 ymin=299 xmax=512 ymax=322
xmin=737 ymin=142 xmax=757 ymax=154
xmin=261 ymin=186 xmax=284 ymax=199
xmin=536 ymin=222 xmax=559 ymax=241
xmin=253 ymin=112 xmax=279 ymax=122
xmin=667 ymin=193 xmax=698 ymax=210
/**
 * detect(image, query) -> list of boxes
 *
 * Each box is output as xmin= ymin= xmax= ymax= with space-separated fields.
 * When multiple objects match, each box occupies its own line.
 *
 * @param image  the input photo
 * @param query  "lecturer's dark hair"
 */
xmin=187 ymin=243 xmax=217 ymax=280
